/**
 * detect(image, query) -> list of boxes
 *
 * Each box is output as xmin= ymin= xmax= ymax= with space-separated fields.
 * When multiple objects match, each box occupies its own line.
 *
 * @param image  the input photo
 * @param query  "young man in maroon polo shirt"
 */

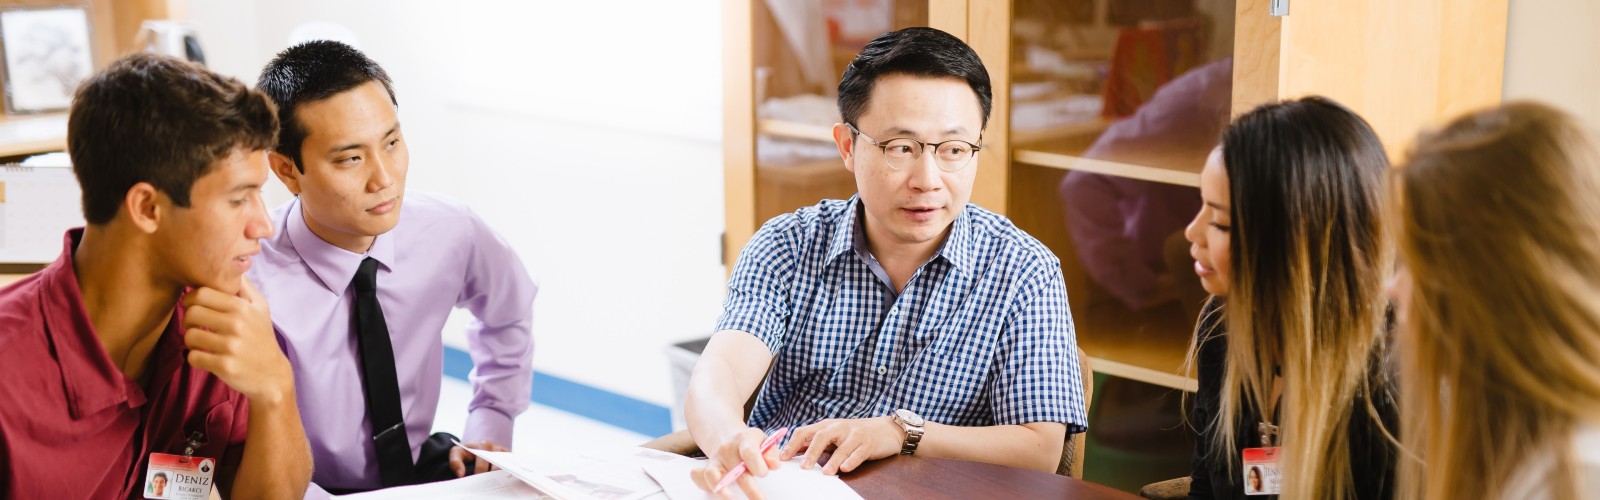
xmin=0 ymin=54 xmax=312 ymax=498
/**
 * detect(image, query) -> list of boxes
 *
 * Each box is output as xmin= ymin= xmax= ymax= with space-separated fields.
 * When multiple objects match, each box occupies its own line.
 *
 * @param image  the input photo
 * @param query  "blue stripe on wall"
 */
xmin=442 ymin=346 xmax=673 ymax=437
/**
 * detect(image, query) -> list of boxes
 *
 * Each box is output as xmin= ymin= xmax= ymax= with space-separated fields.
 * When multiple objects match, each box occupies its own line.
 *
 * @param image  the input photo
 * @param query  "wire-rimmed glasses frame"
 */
xmin=846 ymin=123 xmax=982 ymax=172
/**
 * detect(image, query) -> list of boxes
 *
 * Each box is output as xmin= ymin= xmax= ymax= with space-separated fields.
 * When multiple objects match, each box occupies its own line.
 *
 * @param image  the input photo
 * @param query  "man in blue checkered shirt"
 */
xmin=686 ymin=27 xmax=1086 ymax=496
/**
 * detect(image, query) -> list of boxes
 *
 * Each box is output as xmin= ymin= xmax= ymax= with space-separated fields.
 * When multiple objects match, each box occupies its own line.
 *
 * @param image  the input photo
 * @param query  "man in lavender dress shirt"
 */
xmin=247 ymin=41 xmax=537 ymax=495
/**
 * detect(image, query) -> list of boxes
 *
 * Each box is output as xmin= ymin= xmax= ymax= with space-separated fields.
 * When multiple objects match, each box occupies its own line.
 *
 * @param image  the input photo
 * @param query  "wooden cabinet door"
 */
xmin=722 ymin=0 xmax=1507 ymax=389
xmin=723 ymin=0 xmax=940 ymax=269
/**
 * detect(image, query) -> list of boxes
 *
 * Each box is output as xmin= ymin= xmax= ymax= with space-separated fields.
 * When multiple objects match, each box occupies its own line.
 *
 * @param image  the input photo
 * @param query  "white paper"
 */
xmin=454 ymin=443 xmax=671 ymax=500
xmin=642 ymin=457 xmax=863 ymax=500
xmin=334 ymin=470 xmax=553 ymax=500
xmin=0 ymin=162 xmax=84 ymax=264
xmin=453 ymin=445 xmax=589 ymax=499
xmin=554 ymin=447 xmax=700 ymax=497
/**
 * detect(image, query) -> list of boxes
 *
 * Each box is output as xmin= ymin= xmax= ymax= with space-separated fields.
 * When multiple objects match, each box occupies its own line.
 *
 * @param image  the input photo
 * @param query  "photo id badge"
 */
xmin=145 ymin=453 xmax=215 ymax=500
xmin=1241 ymin=447 xmax=1282 ymax=496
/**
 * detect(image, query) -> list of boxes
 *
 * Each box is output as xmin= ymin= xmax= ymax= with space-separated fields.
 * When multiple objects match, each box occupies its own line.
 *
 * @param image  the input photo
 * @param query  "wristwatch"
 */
xmin=892 ymin=409 xmax=925 ymax=455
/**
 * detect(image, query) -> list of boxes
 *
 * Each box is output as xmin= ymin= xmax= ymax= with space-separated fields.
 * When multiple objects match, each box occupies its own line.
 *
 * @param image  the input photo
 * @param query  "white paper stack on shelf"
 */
xmin=757 ymin=94 xmax=839 ymax=127
xmin=0 ymin=114 xmax=67 ymax=150
xmin=756 ymin=94 xmax=840 ymax=165
xmin=1011 ymin=94 xmax=1103 ymax=132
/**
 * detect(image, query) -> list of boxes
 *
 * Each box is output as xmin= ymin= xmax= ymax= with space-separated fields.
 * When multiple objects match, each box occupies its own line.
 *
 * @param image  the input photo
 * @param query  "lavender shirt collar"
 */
xmin=283 ymin=197 xmax=398 ymax=296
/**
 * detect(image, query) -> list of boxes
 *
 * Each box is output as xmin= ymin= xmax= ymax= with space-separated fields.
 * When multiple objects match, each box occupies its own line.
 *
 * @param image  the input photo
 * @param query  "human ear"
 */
xmin=269 ymin=151 xmax=303 ymax=195
xmin=832 ymin=123 xmax=857 ymax=173
xmin=124 ymin=182 xmax=163 ymax=234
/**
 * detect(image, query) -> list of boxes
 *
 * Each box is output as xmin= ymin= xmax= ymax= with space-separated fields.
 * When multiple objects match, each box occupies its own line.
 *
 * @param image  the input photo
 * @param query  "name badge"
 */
xmin=1241 ymin=447 xmax=1282 ymax=496
xmin=145 ymin=453 xmax=216 ymax=500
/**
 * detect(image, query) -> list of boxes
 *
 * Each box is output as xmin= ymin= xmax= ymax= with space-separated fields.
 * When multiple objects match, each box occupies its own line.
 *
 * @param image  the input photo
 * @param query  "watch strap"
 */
xmin=901 ymin=424 xmax=924 ymax=455
xmin=895 ymin=411 xmax=925 ymax=455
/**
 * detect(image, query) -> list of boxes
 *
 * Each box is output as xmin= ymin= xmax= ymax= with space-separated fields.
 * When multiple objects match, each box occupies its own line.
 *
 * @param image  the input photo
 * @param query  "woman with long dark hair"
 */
xmin=1184 ymin=96 xmax=1398 ymax=499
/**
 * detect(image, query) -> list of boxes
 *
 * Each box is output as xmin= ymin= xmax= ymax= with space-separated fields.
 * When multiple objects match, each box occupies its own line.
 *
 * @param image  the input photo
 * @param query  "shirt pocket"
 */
xmin=896 ymin=325 xmax=998 ymax=420
xmin=185 ymin=401 xmax=238 ymax=462
xmin=930 ymin=318 xmax=1000 ymax=367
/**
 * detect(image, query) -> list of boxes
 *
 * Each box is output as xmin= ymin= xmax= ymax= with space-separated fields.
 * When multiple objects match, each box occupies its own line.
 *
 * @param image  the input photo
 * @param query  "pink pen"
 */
xmin=711 ymin=427 xmax=789 ymax=494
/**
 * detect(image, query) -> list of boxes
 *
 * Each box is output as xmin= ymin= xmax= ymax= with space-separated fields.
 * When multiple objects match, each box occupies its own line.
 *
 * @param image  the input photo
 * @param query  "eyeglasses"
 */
xmin=847 ymin=123 xmax=982 ymax=172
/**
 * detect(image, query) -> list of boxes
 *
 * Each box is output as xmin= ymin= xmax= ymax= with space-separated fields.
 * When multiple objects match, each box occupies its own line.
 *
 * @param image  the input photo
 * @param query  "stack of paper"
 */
xmin=641 ymin=456 xmax=863 ymax=500
xmin=336 ymin=471 xmax=550 ymax=500
xmin=337 ymin=446 xmax=862 ymax=500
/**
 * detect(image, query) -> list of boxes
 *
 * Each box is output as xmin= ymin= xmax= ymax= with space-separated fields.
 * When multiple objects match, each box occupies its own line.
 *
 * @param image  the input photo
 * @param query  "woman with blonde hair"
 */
xmin=1183 ymin=96 xmax=1399 ymax=499
xmin=1392 ymin=101 xmax=1600 ymax=499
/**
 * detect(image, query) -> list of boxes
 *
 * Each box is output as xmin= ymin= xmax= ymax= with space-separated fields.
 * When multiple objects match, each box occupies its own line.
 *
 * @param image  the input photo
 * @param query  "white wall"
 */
xmin=185 ymin=0 xmax=728 ymax=408
xmin=1503 ymin=0 xmax=1600 ymax=129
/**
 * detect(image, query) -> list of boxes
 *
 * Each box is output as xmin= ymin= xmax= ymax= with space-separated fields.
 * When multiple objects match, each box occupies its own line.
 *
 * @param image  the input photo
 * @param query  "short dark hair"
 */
xmin=837 ymin=27 xmax=992 ymax=130
xmin=256 ymin=40 xmax=396 ymax=170
xmin=68 ymin=53 xmax=278 ymax=225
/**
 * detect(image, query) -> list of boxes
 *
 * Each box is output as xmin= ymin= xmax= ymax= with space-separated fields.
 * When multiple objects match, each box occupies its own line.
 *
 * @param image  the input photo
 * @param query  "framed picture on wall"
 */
xmin=0 ymin=6 xmax=93 ymax=114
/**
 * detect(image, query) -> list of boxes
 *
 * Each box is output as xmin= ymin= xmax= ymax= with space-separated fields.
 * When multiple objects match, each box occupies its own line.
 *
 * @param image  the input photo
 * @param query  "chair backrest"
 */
xmin=1057 ymin=348 xmax=1094 ymax=477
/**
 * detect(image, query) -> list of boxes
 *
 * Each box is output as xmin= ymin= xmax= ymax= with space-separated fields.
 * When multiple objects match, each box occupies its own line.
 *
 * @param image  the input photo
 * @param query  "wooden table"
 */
xmin=841 ymin=456 xmax=1139 ymax=499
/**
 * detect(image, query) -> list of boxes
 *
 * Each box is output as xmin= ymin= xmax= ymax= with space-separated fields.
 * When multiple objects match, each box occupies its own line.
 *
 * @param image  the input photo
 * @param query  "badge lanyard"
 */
xmin=1243 ymin=376 xmax=1284 ymax=496
xmin=144 ymin=431 xmax=216 ymax=500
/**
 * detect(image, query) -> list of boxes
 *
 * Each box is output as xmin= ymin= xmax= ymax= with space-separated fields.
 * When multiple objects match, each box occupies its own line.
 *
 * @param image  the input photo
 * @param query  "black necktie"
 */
xmin=353 ymin=257 xmax=413 ymax=486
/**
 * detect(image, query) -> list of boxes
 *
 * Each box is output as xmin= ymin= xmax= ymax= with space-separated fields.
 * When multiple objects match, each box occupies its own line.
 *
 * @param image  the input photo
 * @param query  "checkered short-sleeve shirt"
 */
xmin=716 ymin=197 xmax=1087 ymax=434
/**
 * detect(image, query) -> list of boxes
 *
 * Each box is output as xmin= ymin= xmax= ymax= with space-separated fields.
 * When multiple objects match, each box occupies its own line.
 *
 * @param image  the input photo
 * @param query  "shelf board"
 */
xmin=1010 ymin=118 xmax=1109 ymax=146
xmin=1086 ymin=353 xmax=1195 ymax=392
xmin=762 ymin=117 xmax=1112 ymax=155
xmin=1014 ymin=147 xmax=1201 ymax=187
xmin=0 ymin=114 xmax=68 ymax=158
xmin=1075 ymin=299 xmax=1199 ymax=391
xmin=753 ymin=157 xmax=854 ymax=229
xmin=756 ymin=118 xmax=834 ymax=143
xmin=755 ymin=157 xmax=846 ymax=178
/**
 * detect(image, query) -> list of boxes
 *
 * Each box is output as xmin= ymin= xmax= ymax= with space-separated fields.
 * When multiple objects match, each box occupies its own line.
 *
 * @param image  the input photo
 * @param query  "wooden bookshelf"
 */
xmin=754 ymin=158 xmax=854 ymax=227
xmin=756 ymin=118 xmax=832 ymax=143
xmin=1010 ymin=118 xmax=1109 ymax=147
xmin=1015 ymin=148 xmax=1202 ymax=187
xmin=1075 ymin=298 xmax=1198 ymax=391
xmin=724 ymin=0 xmax=1510 ymax=391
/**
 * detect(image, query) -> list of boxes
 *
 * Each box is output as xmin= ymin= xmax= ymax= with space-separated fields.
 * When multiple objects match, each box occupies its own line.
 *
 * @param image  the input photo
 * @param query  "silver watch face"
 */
xmin=895 ymin=408 xmax=925 ymax=427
